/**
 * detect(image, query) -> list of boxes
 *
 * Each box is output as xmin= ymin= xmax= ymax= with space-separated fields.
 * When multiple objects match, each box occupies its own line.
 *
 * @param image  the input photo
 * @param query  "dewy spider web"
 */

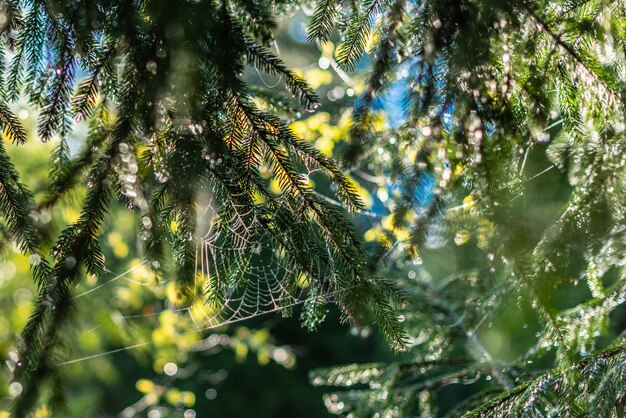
xmin=190 ymin=183 xmax=336 ymax=326
xmin=58 ymin=186 xmax=340 ymax=366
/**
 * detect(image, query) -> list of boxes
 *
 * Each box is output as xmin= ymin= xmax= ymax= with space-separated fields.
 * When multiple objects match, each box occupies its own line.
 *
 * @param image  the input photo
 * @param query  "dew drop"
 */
xmin=65 ymin=256 xmax=77 ymax=269
xmin=30 ymin=254 xmax=42 ymax=266
xmin=146 ymin=60 xmax=157 ymax=74
xmin=188 ymin=123 xmax=203 ymax=135
xmin=205 ymin=388 xmax=217 ymax=400
xmin=8 ymin=382 xmax=22 ymax=397
xmin=454 ymin=231 xmax=470 ymax=245
xmin=163 ymin=362 xmax=178 ymax=376
xmin=142 ymin=216 xmax=153 ymax=229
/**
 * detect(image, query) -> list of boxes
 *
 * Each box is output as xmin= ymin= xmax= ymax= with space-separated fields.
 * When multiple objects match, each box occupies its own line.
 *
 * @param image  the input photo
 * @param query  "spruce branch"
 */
xmin=462 ymin=344 xmax=626 ymax=417
xmin=245 ymin=40 xmax=320 ymax=110
xmin=336 ymin=0 xmax=388 ymax=70
xmin=308 ymin=0 xmax=341 ymax=43
xmin=0 ymin=102 xmax=27 ymax=144
xmin=12 ymin=75 xmax=139 ymax=415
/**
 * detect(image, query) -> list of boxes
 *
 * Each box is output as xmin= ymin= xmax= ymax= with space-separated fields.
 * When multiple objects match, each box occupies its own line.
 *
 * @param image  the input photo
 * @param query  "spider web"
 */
xmin=189 ymin=195 xmax=319 ymax=328
xmin=189 ymin=180 xmax=345 ymax=323
xmin=59 ymin=187 xmax=341 ymax=366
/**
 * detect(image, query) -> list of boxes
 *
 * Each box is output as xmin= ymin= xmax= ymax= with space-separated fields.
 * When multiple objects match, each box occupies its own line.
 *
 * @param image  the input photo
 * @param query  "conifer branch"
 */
xmin=308 ymin=0 xmax=341 ymax=43
xmin=336 ymin=0 xmax=388 ymax=70
xmin=245 ymin=40 xmax=320 ymax=110
xmin=13 ymin=74 xmax=139 ymax=414
xmin=0 ymin=102 xmax=27 ymax=144
xmin=519 ymin=3 xmax=623 ymax=105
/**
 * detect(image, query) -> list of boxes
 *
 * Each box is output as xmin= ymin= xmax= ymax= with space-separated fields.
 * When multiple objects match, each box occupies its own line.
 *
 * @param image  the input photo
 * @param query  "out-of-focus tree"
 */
xmin=307 ymin=0 xmax=626 ymax=416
